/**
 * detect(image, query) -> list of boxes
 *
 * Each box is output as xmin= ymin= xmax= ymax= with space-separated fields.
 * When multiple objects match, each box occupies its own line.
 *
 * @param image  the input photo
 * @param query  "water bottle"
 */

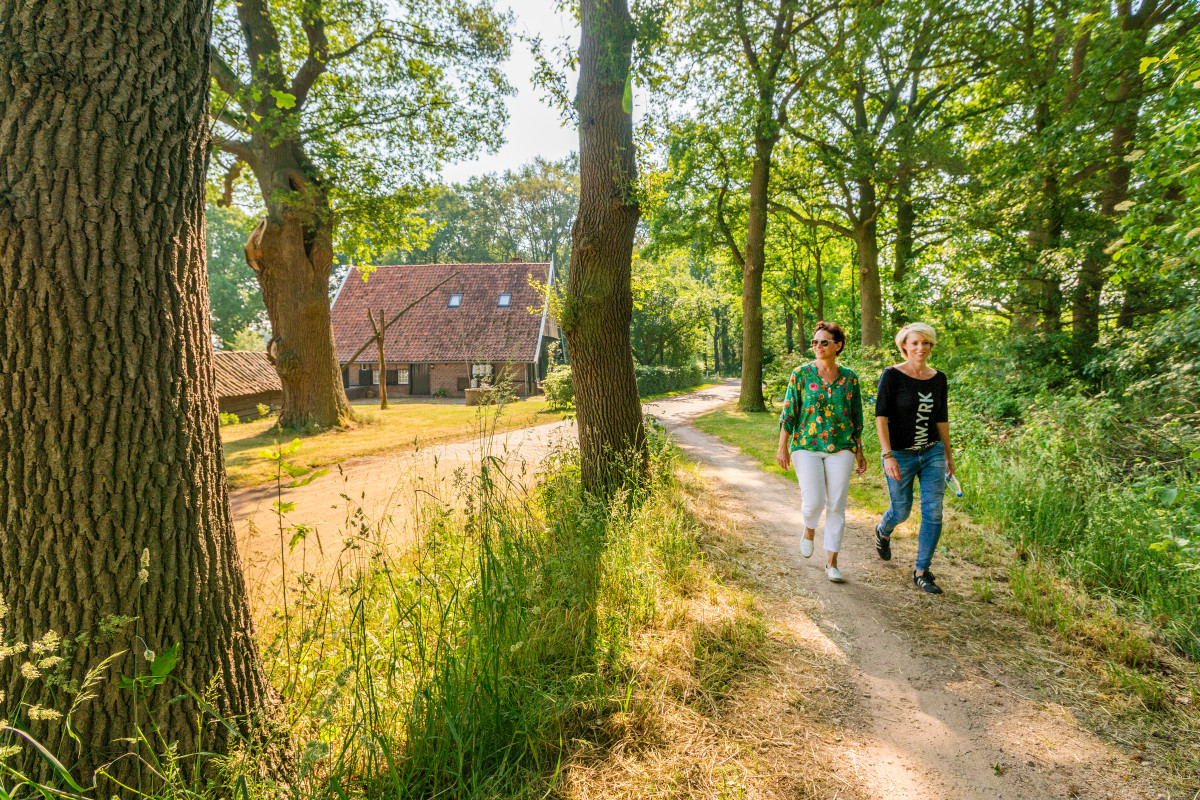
xmin=945 ymin=472 xmax=963 ymax=498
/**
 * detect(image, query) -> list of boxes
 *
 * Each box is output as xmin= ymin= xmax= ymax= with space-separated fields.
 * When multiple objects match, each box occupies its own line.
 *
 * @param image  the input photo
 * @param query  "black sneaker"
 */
xmin=913 ymin=571 xmax=942 ymax=594
xmin=874 ymin=523 xmax=891 ymax=561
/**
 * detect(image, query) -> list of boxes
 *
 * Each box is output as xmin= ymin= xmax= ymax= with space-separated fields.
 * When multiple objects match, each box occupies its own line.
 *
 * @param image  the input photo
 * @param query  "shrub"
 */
xmin=433 ymin=387 xmax=450 ymax=398
xmin=634 ymin=363 xmax=702 ymax=397
xmin=218 ymin=411 xmax=240 ymax=426
xmin=542 ymin=364 xmax=574 ymax=409
xmin=255 ymin=402 xmax=271 ymax=419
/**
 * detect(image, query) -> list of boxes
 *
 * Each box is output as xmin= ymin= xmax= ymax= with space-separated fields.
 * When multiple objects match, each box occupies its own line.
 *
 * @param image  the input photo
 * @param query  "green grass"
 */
xmin=221 ymin=397 xmax=566 ymax=488
xmin=1 ymin=401 xmax=760 ymax=799
xmin=642 ymin=380 xmax=726 ymax=401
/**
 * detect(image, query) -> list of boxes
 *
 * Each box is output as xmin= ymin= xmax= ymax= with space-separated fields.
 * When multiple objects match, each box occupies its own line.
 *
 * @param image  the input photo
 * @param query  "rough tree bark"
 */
xmin=0 ymin=0 xmax=277 ymax=786
xmin=563 ymin=0 xmax=647 ymax=493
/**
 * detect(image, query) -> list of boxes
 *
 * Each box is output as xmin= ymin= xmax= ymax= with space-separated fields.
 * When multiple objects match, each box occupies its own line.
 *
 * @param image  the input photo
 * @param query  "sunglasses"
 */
xmin=811 ymin=339 xmax=837 ymax=347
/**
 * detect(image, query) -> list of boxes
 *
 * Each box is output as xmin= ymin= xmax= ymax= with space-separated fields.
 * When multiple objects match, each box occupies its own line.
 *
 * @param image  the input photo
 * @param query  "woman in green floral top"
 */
xmin=775 ymin=321 xmax=867 ymax=582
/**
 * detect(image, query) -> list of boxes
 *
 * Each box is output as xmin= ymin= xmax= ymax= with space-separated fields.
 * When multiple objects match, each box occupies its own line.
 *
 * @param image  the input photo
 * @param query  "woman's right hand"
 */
xmin=776 ymin=447 xmax=791 ymax=470
xmin=883 ymin=456 xmax=901 ymax=481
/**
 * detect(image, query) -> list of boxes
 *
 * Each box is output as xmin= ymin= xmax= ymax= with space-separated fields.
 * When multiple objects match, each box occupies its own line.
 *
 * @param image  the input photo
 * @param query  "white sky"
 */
xmin=441 ymin=0 xmax=580 ymax=183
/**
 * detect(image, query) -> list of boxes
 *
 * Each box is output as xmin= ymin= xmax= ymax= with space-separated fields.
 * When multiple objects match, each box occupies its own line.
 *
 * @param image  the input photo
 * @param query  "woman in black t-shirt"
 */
xmin=873 ymin=322 xmax=955 ymax=594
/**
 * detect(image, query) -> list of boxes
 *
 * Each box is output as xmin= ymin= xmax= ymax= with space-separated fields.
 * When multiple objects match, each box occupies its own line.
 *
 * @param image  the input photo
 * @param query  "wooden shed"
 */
xmin=212 ymin=350 xmax=282 ymax=421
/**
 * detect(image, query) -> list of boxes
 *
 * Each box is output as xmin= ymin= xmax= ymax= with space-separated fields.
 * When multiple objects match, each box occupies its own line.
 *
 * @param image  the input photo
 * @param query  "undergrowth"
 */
xmin=1 ymin=393 xmax=750 ymax=799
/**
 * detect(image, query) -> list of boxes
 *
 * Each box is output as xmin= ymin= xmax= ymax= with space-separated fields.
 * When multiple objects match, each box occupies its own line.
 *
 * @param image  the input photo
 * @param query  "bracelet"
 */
xmin=881 ymin=451 xmax=895 ymax=460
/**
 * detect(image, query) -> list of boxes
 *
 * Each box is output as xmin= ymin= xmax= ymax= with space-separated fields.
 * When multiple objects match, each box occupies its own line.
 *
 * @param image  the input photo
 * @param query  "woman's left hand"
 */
xmin=855 ymin=450 xmax=868 ymax=475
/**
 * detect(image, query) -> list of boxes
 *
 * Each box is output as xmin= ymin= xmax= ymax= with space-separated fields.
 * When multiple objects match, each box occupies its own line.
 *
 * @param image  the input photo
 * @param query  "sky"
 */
xmin=440 ymin=0 xmax=580 ymax=183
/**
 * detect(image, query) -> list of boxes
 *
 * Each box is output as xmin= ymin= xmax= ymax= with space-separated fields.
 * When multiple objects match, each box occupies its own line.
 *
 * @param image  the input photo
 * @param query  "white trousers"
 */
xmin=791 ymin=448 xmax=856 ymax=554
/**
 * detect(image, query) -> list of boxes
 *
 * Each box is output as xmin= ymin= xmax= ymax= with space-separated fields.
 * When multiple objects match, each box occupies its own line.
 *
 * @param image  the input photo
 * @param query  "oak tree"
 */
xmin=210 ymin=0 xmax=512 ymax=426
xmin=0 ymin=0 xmax=275 ymax=784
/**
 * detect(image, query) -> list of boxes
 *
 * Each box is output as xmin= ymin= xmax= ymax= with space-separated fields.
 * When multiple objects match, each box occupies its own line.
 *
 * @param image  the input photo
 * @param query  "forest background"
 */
xmin=0 ymin=0 xmax=1197 ymax=796
xmin=205 ymin=0 xmax=1200 ymax=659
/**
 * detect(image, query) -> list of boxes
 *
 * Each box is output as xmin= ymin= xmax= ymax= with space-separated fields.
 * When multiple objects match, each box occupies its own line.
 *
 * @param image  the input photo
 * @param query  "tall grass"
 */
xmin=251 ymin=403 xmax=704 ymax=797
xmin=950 ymin=379 xmax=1200 ymax=660
xmin=2 ymin=395 xmax=710 ymax=799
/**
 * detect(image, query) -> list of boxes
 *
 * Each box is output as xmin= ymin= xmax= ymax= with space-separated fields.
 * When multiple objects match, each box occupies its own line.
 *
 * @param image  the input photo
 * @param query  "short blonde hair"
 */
xmin=895 ymin=322 xmax=938 ymax=356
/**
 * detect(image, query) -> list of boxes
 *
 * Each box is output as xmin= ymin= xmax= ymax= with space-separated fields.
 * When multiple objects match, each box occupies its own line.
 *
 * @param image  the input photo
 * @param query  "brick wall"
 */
xmin=429 ymin=363 xmax=470 ymax=396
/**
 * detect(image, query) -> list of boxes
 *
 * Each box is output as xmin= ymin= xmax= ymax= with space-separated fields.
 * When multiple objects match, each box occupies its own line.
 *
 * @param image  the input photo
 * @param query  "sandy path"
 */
xmin=661 ymin=382 xmax=1170 ymax=800
xmin=231 ymin=389 xmax=720 ymax=601
xmin=231 ymin=415 xmax=575 ymax=600
xmin=234 ymin=381 xmax=1171 ymax=797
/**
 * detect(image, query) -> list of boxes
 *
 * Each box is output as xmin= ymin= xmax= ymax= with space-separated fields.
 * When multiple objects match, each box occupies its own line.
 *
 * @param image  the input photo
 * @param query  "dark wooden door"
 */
xmin=411 ymin=363 xmax=430 ymax=395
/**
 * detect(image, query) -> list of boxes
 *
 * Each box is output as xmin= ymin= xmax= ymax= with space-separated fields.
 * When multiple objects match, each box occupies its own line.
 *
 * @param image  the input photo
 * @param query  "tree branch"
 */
xmin=210 ymin=47 xmax=247 ymax=98
xmin=770 ymin=201 xmax=853 ymax=238
xmin=212 ymin=136 xmax=255 ymax=164
xmin=234 ymin=0 xmax=287 ymax=91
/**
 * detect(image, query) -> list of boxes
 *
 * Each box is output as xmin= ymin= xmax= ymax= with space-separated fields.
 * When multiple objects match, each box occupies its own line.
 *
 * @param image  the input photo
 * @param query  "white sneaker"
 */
xmin=800 ymin=536 xmax=814 ymax=558
xmin=826 ymin=566 xmax=845 ymax=583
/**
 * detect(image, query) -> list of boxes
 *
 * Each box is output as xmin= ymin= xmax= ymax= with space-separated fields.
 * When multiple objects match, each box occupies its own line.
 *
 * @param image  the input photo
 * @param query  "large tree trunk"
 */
xmin=564 ymin=0 xmax=647 ymax=493
xmin=784 ymin=308 xmax=794 ymax=354
xmin=852 ymin=79 xmax=883 ymax=349
xmin=244 ymin=151 xmax=353 ymax=428
xmin=892 ymin=175 xmax=915 ymax=328
xmin=738 ymin=142 xmax=773 ymax=411
xmin=0 ymin=0 xmax=277 ymax=786
xmin=855 ymin=182 xmax=883 ymax=348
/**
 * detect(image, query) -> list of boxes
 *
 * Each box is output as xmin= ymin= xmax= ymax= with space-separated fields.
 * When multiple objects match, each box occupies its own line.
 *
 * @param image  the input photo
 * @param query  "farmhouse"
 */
xmin=330 ymin=261 xmax=559 ymax=398
xmin=211 ymin=350 xmax=283 ymax=420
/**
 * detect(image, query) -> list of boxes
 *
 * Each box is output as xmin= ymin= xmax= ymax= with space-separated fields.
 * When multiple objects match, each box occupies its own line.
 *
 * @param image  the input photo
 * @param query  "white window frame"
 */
xmin=497 ymin=292 xmax=512 ymax=307
xmin=448 ymin=293 xmax=463 ymax=308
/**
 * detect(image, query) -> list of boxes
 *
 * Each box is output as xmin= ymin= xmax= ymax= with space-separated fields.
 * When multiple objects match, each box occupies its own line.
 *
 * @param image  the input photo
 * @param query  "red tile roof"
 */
xmin=331 ymin=262 xmax=553 ymax=365
xmin=211 ymin=350 xmax=281 ymax=398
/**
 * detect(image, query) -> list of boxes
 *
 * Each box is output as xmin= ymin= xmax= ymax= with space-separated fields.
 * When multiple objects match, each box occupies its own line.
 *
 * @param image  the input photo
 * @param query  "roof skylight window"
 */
xmin=448 ymin=293 xmax=463 ymax=308
xmin=498 ymin=292 xmax=512 ymax=307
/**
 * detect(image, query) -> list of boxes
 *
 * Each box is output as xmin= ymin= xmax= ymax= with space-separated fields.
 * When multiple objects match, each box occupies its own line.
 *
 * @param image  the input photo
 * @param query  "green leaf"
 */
xmin=271 ymin=90 xmax=297 ymax=109
xmin=1 ymin=727 xmax=85 ymax=792
xmin=622 ymin=74 xmax=633 ymax=115
xmin=1159 ymin=487 xmax=1179 ymax=506
xmin=282 ymin=461 xmax=311 ymax=478
xmin=151 ymin=643 xmax=180 ymax=679
xmin=273 ymin=500 xmax=297 ymax=514
xmin=288 ymin=525 xmax=311 ymax=552
xmin=282 ymin=438 xmax=303 ymax=457
xmin=1191 ymin=448 xmax=1200 ymax=460
xmin=287 ymin=467 xmax=329 ymax=489
xmin=1139 ymin=56 xmax=1159 ymax=75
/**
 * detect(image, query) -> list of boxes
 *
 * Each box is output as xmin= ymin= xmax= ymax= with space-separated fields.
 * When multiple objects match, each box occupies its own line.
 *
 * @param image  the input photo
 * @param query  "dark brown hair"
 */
xmin=814 ymin=320 xmax=846 ymax=355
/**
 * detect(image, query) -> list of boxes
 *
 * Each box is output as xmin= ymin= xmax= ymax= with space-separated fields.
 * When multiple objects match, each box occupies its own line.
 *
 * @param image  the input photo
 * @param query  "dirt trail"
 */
xmin=235 ymin=382 xmax=1174 ymax=797
xmin=658 ymin=382 xmax=1171 ymax=800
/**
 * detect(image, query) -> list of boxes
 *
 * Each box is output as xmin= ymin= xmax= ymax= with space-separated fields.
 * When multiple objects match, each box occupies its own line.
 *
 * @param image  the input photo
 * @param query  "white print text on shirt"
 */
xmin=913 ymin=392 xmax=933 ymax=447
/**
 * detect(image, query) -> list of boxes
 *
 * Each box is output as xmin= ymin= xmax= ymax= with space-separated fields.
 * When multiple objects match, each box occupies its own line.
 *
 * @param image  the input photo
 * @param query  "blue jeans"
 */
xmin=879 ymin=442 xmax=946 ymax=572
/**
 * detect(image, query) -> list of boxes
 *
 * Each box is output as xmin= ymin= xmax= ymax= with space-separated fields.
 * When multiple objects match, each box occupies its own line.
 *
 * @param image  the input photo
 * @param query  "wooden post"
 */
xmin=368 ymin=309 xmax=389 ymax=410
